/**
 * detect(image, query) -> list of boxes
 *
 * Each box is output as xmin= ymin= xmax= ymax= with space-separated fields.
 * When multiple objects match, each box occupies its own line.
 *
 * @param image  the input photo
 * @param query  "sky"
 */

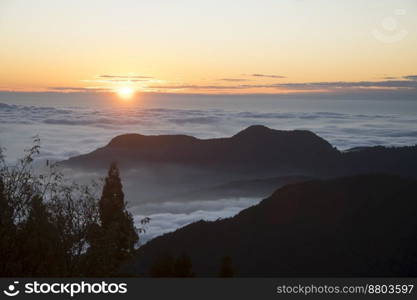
xmin=0 ymin=0 xmax=417 ymax=95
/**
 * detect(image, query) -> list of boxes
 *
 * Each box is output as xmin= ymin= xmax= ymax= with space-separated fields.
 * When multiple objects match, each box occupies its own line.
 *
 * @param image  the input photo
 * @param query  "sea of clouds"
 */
xmin=1 ymin=97 xmax=417 ymax=242
xmin=131 ymin=198 xmax=260 ymax=243
xmin=1 ymin=100 xmax=417 ymax=162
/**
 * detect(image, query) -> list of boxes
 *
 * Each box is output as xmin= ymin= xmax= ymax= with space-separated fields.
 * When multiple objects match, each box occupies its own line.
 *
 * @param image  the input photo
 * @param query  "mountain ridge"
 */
xmin=62 ymin=125 xmax=341 ymax=176
xmin=131 ymin=174 xmax=417 ymax=277
xmin=62 ymin=125 xmax=417 ymax=178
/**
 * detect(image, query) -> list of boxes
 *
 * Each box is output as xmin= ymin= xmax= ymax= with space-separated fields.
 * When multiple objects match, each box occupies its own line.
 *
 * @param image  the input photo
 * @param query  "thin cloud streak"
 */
xmin=149 ymin=75 xmax=417 ymax=92
xmin=99 ymin=74 xmax=153 ymax=79
xmin=275 ymin=80 xmax=417 ymax=90
xmin=47 ymin=87 xmax=112 ymax=92
xmin=250 ymin=73 xmax=286 ymax=79
xmin=219 ymin=78 xmax=249 ymax=82
xmin=403 ymin=75 xmax=417 ymax=81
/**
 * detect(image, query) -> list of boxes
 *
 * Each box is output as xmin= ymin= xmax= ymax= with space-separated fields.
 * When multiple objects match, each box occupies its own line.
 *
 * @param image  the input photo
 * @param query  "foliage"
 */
xmin=85 ymin=162 xmax=145 ymax=276
xmin=0 ymin=140 xmax=146 ymax=277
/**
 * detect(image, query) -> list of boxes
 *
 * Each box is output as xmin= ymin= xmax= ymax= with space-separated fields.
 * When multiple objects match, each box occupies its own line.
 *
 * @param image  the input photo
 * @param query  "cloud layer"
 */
xmin=146 ymin=75 xmax=417 ymax=93
xmin=41 ymin=74 xmax=417 ymax=94
xmin=132 ymin=198 xmax=260 ymax=243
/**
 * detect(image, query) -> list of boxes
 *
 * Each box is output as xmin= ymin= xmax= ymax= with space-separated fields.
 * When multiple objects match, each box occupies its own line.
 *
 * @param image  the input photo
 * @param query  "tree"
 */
xmin=99 ymin=163 xmax=125 ymax=226
xmin=18 ymin=195 xmax=65 ymax=276
xmin=219 ymin=256 xmax=234 ymax=277
xmin=0 ymin=177 xmax=11 ymax=223
xmin=0 ymin=141 xmax=101 ymax=276
xmin=0 ymin=176 xmax=15 ymax=275
xmin=0 ymin=143 xmax=144 ymax=277
xmin=86 ymin=162 xmax=139 ymax=276
xmin=0 ymin=176 xmax=13 ymax=239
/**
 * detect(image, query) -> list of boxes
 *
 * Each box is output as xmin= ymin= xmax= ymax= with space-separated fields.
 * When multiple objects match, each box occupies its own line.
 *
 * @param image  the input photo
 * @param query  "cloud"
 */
xmin=274 ymin=79 xmax=417 ymax=90
xmin=47 ymin=86 xmax=111 ymax=92
xmin=250 ymin=73 xmax=286 ymax=79
xmin=403 ymin=75 xmax=417 ymax=81
xmin=99 ymin=74 xmax=153 ymax=79
xmin=132 ymin=198 xmax=261 ymax=243
xmin=168 ymin=116 xmax=220 ymax=125
xmin=33 ymin=74 xmax=417 ymax=95
xmin=149 ymin=78 xmax=417 ymax=92
xmin=147 ymin=74 xmax=417 ymax=92
xmin=2 ymin=98 xmax=417 ymax=164
xmin=219 ymin=78 xmax=249 ymax=82
xmin=148 ymin=84 xmax=244 ymax=90
xmin=97 ymin=79 xmax=148 ymax=83
xmin=81 ymin=74 xmax=154 ymax=84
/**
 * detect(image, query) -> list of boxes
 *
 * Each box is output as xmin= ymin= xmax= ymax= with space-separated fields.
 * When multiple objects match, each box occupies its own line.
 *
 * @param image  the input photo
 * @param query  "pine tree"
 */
xmin=99 ymin=162 xmax=125 ymax=226
xmin=87 ymin=162 xmax=138 ymax=276
xmin=100 ymin=162 xmax=138 ymax=254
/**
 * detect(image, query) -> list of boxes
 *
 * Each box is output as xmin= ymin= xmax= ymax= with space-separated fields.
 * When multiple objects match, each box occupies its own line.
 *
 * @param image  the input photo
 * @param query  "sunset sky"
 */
xmin=1 ymin=0 xmax=416 ymax=95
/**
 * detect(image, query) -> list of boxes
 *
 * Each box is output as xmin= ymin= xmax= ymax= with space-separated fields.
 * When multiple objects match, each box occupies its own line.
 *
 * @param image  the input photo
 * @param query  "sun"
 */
xmin=116 ymin=86 xmax=135 ymax=99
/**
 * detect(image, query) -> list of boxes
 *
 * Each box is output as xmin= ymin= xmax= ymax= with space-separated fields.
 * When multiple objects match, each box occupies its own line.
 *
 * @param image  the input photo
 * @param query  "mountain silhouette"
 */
xmin=343 ymin=145 xmax=417 ymax=177
xmin=63 ymin=125 xmax=340 ymax=175
xmin=63 ymin=125 xmax=417 ymax=178
xmin=131 ymin=174 xmax=417 ymax=276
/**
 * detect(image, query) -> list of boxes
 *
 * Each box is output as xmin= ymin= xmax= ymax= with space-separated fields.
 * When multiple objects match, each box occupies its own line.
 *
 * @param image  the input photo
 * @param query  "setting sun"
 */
xmin=117 ymin=87 xmax=135 ymax=99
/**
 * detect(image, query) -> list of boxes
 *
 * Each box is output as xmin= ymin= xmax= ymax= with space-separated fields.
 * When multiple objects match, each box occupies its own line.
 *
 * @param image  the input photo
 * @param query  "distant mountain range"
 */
xmin=131 ymin=174 xmax=417 ymax=276
xmin=63 ymin=125 xmax=417 ymax=178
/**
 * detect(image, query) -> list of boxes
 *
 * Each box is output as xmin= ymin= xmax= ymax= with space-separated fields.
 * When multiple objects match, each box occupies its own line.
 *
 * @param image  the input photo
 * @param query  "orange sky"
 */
xmin=0 ymin=0 xmax=416 ymax=95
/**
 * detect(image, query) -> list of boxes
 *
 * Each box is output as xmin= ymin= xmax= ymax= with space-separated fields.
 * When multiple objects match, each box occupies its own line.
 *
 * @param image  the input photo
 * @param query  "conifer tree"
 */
xmin=87 ymin=162 xmax=138 ymax=276
xmin=99 ymin=163 xmax=125 ymax=226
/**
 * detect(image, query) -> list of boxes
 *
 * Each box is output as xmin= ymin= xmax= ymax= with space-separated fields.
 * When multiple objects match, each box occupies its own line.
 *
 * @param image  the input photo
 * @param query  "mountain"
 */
xmin=131 ymin=175 xmax=417 ymax=277
xmin=164 ymin=175 xmax=312 ymax=202
xmin=343 ymin=145 xmax=417 ymax=178
xmin=63 ymin=125 xmax=417 ymax=178
xmin=63 ymin=125 xmax=341 ymax=176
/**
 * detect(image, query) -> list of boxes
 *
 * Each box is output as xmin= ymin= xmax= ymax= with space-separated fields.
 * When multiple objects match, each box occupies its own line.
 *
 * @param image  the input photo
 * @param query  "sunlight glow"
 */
xmin=117 ymin=87 xmax=135 ymax=99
